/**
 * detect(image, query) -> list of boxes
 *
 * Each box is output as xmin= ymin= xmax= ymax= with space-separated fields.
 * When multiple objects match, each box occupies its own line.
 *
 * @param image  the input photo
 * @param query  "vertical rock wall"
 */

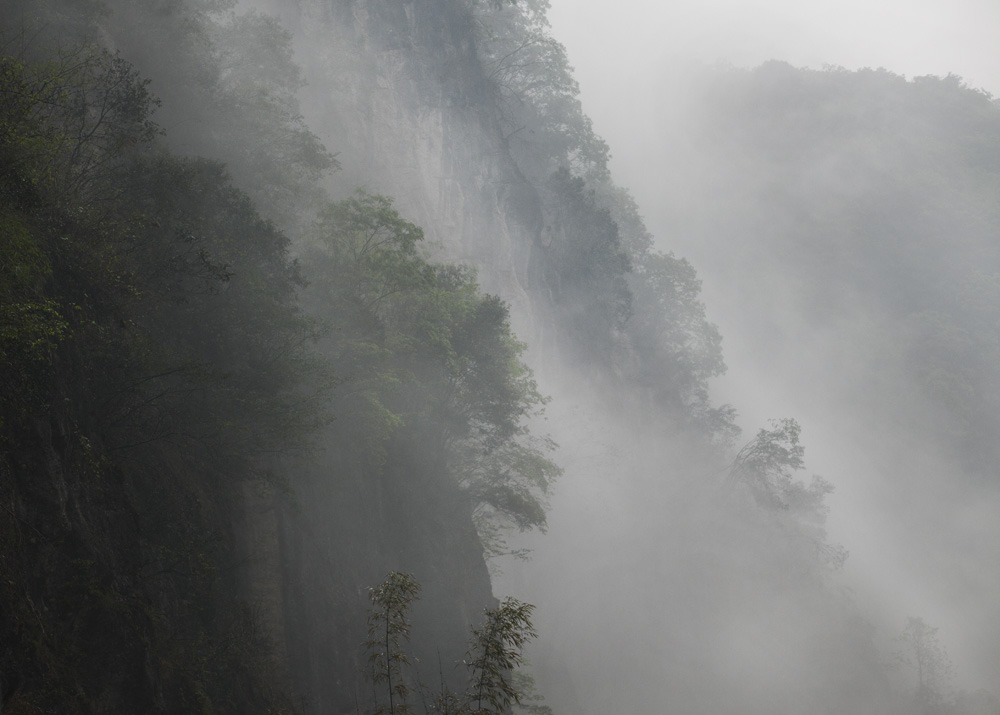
xmin=229 ymin=2 xmax=551 ymax=712
xmin=252 ymin=0 xmax=545 ymax=334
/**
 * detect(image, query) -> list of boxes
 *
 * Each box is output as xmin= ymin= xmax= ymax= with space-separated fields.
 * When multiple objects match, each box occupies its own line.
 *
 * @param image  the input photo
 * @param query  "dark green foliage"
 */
xmin=0 ymin=47 xmax=161 ymax=204
xmin=0 ymin=210 xmax=67 ymax=425
xmin=0 ymin=46 xmax=154 ymax=431
xmin=304 ymin=192 xmax=556 ymax=546
xmin=103 ymin=155 xmax=321 ymax=466
xmin=0 ymin=45 xmax=309 ymax=714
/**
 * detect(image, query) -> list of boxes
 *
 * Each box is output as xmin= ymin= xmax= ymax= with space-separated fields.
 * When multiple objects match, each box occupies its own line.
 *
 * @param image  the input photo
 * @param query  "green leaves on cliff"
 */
xmin=0 ymin=48 xmax=161 ymax=206
xmin=1 ymin=44 xmax=313 ymax=715
xmin=0 ymin=47 xmax=153 ymax=423
xmin=0 ymin=210 xmax=66 ymax=423
xmin=364 ymin=573 xmax=541 ymax=715
xmin=1 ymin=50 xmax=317 ymax=458
xmin=304 ymin=191 xmax=556 ymax=540
xmin=540 ymin=167 xmax=632 ymax=363
xmin=472 ymin=0 xmax=609 ymax=180
xmin=468 ymin=0 xmax=731 ymax=435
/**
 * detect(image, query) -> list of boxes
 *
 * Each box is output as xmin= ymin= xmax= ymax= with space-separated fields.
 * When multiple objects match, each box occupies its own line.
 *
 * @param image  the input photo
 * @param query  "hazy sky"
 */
xmin=542 ymin=0 xmax=1000 ymax=691
xmin=548 ymin=0 xmax=1000 ymax=144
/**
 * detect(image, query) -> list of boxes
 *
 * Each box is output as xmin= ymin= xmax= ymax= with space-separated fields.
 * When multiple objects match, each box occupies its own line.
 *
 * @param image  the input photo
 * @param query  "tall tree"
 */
xmin=466 ymin=598 xmax=537 ymax=715
xmin=366 ymin=572 xmax=422 ymax=715
xmin=895 ymin=617 xmax=954 ymax=715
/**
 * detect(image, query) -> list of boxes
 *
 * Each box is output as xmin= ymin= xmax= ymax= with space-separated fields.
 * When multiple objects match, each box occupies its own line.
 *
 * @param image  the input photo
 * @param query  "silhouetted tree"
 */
xmin=366 ymin=572 xmax=421 ymax=715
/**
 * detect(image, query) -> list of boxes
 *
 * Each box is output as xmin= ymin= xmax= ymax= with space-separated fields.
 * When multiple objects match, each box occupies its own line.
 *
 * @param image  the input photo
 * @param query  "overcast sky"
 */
xmin=548 ymin=0 xmax=1000 ymax=154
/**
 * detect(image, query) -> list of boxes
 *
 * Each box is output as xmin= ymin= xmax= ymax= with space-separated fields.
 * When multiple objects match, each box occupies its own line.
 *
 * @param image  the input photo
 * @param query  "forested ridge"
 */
xmin=0 ymin=1 xmax=997 ymax=715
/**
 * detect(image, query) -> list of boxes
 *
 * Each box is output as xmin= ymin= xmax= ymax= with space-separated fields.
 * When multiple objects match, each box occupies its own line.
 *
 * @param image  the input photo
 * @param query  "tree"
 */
xmin=726 ymin=418 xmax=847 ymax=567
xmin=726 ymin=418 xmax=805 ymax=509
xmin=541 ymin=167 xmax=632 ymax=364
xmin=626 ymin=248 xmax=728 ymax=422
xmin=366 ymin=572 xmax=422 ymax=715
xmin=510 ymin=670 xmax=552 ymax=715
xmin=0 ymin=45 xmax=161 ymax=207
xmin=895 ymin=617 xmax=954 ymax=715
xmin=470 ymin=0 xmax=610 ymax=180
xmin=304 ymin=192 xmax=557 ymax=550
xmin=0 ymin=210 xmax=67 ymax=425
xmin=0 ymin=43 xmax=312 ymax=715
xmin=460 ymin=434 xmax=560 ymax=561
xmin=362 ymin=577 xmax=542 ymax=715
xmin=204 ymin=9 xmax=335 ymax=230
xmin=104 ymin=155 xmax=321 ymax=464
xmin=466 ymin=598 xmax=537 ymax=715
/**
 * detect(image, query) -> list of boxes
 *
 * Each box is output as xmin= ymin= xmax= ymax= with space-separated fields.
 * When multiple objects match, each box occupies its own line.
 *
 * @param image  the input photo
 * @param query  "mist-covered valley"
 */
xmin=1 ymin=1 xmax=997 ymax=715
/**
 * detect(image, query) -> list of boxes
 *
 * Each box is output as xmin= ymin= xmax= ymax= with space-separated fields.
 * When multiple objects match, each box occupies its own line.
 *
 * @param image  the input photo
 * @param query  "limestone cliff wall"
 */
xmin=227 ymin=2 xmax=552 ymax=712
xmin=251 ymin=0 xmax=546 ymax=336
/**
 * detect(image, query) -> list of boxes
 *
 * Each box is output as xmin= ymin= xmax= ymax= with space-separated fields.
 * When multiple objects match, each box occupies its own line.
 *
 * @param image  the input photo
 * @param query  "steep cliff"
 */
xmin=2 ymin=1 xmax=942 ymax=714
xmin=279 ymin=0 xmax=544 ymax=328
xmin=0 ymin=5 xmax=493 ymax=711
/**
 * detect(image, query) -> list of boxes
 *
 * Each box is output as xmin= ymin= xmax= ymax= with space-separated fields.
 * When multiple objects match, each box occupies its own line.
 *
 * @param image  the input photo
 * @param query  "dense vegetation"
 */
xmin=0 ymin=44 xmax=312 ymax=713
xmin=0 ymin=20 xmax=554 ymax=712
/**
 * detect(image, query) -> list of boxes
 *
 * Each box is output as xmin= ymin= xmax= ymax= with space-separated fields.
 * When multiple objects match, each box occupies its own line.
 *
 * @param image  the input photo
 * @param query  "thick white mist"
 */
xmin=548 ymin=0 xmax=1000 ymax=103
xmin=540 ymin=0 xmax=1000 ymax=695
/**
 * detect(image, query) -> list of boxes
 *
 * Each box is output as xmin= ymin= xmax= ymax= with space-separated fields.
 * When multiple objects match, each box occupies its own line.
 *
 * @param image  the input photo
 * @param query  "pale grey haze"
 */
xmin=549 ymin=0 xmax=1000 ymax=205
xmin=539 ymin=0 xmax=1000 ymax=693
xmin=549 ymin=0 xmax=1000 ymax=101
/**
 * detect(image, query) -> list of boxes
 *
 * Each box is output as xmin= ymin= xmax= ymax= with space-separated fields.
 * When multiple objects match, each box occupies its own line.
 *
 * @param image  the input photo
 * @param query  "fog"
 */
xmin=125 ymin=0 xmax=1000 ymax=708
xmin=497 ymin=0 xmax=1000 ymax=702
xmin=548 ymin=0 xmax=1000 ymax=101
xmin=5 ymin=0 xmax=996 ymax=712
